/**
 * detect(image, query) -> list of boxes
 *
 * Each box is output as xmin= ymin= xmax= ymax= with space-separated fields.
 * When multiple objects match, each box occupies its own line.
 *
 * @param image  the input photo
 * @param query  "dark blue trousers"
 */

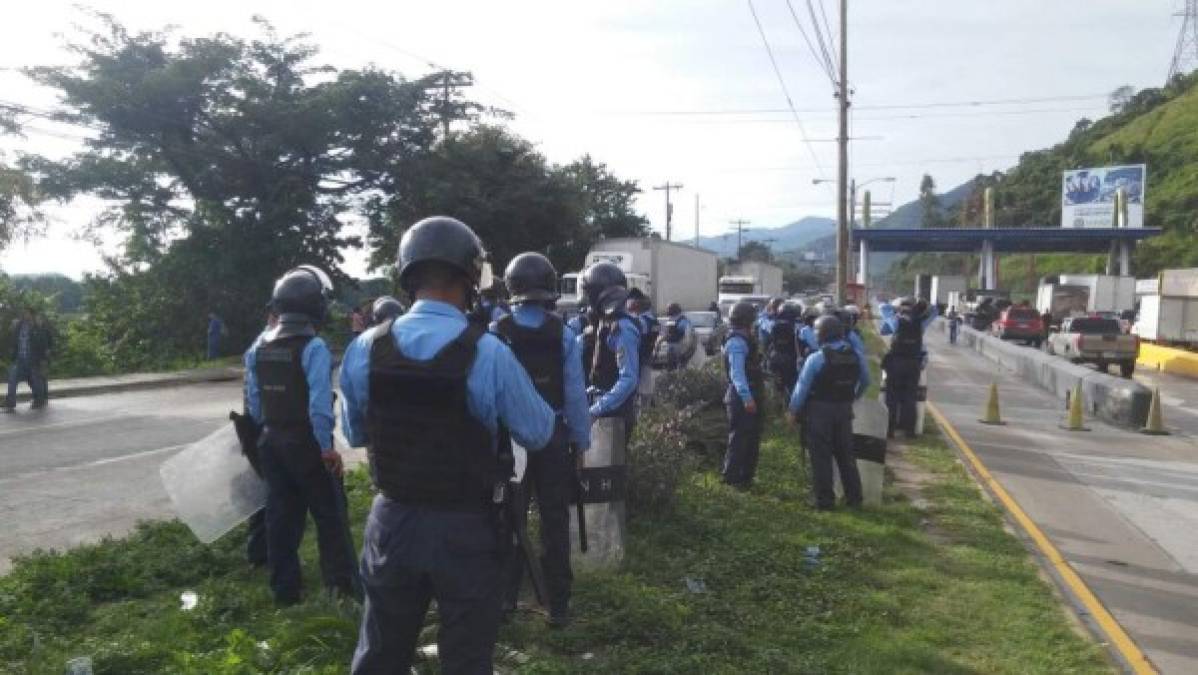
xmin=722 ymin=385 xmax=763 ymax=486
xmin=258 ymin=428 xmax=358 ymax=603
xmin=352 ymin=497 xmax=504 ymax=675
xmin=805 ymin=400 xmax=862 ymax=508
xmin=503 ymin=441 xmax=574 ymax=615
xmin=883 ymin=356 xmax=921 ymax=436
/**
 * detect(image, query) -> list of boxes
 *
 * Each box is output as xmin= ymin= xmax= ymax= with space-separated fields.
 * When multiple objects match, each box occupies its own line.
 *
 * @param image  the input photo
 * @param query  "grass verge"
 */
xmin=1 ymin=386 xmax=1110 ymax=673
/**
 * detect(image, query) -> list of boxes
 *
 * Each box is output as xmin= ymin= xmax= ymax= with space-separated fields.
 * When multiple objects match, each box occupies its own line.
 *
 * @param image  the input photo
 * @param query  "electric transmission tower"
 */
xmin=1168 ymin=0 xmax=1198 ymax=82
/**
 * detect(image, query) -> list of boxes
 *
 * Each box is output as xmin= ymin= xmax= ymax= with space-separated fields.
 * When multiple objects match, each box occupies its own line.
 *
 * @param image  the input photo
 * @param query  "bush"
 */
xmin=652 ymin=359 xmax=726 ymax=412
xmin=627 ymin=405 xmax=699 ymax=518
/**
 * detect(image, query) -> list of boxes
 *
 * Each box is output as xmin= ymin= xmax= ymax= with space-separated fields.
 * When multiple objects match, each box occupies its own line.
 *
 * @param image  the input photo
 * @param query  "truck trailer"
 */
xmin=584 ymin=238 xmax=719 ymax=313
xmin=1134 ymin=268 xmax=1198 ymax=344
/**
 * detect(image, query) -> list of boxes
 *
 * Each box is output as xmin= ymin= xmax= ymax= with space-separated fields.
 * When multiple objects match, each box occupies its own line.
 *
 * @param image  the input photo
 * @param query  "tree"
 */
xmin=737 ymin=240 xmax=773 ymax=263
xmin=0 ymin=113 xmax=44 ymax=250
xmin=1108 ymin=85 xmax=1135 ymax=114
xmin=27 ymin=16 xmax=445 ymax=348
xmin=365 ymin=125 xmax=583 ymax=274
xmin=919 ymin=174 xmax=947 ymax=229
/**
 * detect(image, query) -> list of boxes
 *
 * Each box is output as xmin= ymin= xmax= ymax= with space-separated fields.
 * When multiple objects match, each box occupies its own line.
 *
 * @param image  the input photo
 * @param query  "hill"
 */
xmin=883 ymin=72 xmax=1198 ymax=293
xmin=695 ymin=216 xmax=834 ymax=257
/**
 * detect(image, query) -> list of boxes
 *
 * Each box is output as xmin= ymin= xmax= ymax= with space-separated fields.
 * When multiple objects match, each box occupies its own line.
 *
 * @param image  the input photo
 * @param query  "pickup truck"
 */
xmin=1045 ymin=316 xmax=1139 ymax=377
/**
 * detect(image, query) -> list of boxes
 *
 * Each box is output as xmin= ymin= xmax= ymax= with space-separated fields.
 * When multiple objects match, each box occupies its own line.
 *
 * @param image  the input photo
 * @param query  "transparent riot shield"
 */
xmin=570 ymin=416 xmax=626 ymax=569
xmin=160 ymin=424 xmax=268 ymax=544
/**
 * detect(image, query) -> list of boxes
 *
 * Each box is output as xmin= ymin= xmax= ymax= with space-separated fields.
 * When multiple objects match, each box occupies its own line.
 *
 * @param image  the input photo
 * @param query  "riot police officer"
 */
xmin=722 ymin=301 xmax=765 ymax=488
xmin=767 ymin=301 xmax=801 ymax=408
xmin=580 ymin=262 xmax=641 ymax=443
xmin=789 ymin=314 xmax=871 ymax=510
xmin=493 ymin=252 xmax=591 ymax=627
xmin=244 ymin=265 xmax=359 ymax=605
xmin=660 ymin=302 xmax=690 ymax=371
xmin=370 ymin=295 xmax=404 ymax=325
xmin=880 ymin=297 xmax=937 ymax=438
xmin=627 ymin=288 xmax=659 ymax=368
xmin=342 ymin=217 xmax=557 ymax=674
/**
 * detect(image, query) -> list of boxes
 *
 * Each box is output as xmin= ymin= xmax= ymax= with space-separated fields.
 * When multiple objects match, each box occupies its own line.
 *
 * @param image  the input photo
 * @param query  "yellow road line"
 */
xmin=926 ymin=402 xmax=1157 ymax=675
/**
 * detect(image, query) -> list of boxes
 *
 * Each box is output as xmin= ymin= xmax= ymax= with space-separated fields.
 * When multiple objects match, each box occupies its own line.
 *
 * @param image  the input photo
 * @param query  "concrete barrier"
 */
xmin=935 ymin=319 xmax=1151 ymax=428
xmin=1137 ymin=342 xmax=1198 ymax=378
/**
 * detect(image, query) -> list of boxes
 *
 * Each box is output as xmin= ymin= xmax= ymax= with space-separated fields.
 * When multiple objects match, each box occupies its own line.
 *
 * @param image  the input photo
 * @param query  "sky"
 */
xmin=0 ymin=0 xmax=1184 ymax=278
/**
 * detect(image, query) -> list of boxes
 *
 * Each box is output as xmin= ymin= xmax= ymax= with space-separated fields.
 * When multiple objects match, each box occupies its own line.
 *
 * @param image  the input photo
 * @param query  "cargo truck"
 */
xmin=929 ymin=275 xmax=967 ymax=309
xmin=576 ymin=238 xmax=719 ymax=313
xmin=1134 ymin=268 xmax=1198 ymax=344
xmin=717 ymin=260 xmax=784 ymax=316
xmin=1035 ymin=283 xmax=1089 ymax=327
xmin=1055 ymin=274 xmax=1135 ymax=314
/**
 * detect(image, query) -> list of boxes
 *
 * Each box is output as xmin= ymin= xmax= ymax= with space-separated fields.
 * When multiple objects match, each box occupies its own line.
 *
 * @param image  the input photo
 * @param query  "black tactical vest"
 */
xmin=770 ymin=318 xmax=798 ymax=360
xmin=664 ymin=317 xmax=685 ymax=343
xmin=493 ymin=313 xmax=565 ymax=410
xmin=639 ymin=314 xmax=660 ymax=362
xmin=811 ymin=345 xmax=860 ymax=403
xmin=366 ymin=321 xmax=496 ymax=511
xmin=590 ymin=314 xmax=636 ymax=400
xmin=889 ymin=315 xmax=923 ymax=358
xmin=255 ymin=335 xmax=315 ymax=427
xmin=723 ymin=332 xmax=765 ymax=393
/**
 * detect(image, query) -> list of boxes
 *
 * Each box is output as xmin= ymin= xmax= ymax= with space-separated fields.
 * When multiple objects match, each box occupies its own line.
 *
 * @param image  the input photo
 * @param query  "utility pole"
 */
xmin=422 ymin=71 xmax=474 ymax=137
xmin=835 ymin=0 xmax=850 ymax=305
xmin=653 ymin=182 xmax=683 ymax=241
xmin=694 ymin=194 xmax=701 ymax=247
xmin=729 ymin=219 xmax=751 ymax=259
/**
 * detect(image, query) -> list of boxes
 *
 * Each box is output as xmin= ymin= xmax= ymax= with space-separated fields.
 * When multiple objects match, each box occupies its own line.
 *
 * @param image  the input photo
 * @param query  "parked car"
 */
xmin=991 ymin=306 xmax=1045 ymax=346
xmin=1045 ymin=316 xmax=1139 ymax=377
xmin=684 ymin=310 xmax=725 ymax=356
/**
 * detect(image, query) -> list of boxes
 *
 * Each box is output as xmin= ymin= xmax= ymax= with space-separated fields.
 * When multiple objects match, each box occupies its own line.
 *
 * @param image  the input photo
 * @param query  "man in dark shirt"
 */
xmin=4 ymin=308 xmax=53 ymax=411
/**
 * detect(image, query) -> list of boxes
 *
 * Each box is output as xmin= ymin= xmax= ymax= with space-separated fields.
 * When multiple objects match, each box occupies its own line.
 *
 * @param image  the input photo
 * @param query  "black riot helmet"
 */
xmin=777 ymin=301 xmax=801 ymax=321
xmin=730 ymin=300 xmax=757 ymax=329
xmin=666 ymin=302 xmax=682 ymax=317
xmin=581 ymin=262 xmax=628 ymax=316
xmin=371 ymin=295 xmax=404 ymax=324
xmin=271 ymin=266 xmax=333 ymax=324
xmin=814 ymin=314 xmax=845 ymax=345
xmin=504 ymin=252 xmax=558 ymax=304
xmin=397 ymin=216 xmax=491 ymax=294
xmin=913 ymin=298 xmax=930 ymax=318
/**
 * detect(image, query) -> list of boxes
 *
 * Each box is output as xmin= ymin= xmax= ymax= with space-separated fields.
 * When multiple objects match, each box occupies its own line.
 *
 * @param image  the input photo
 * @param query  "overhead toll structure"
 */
xmin=852 ymin=227 xmax=1161 ymax=291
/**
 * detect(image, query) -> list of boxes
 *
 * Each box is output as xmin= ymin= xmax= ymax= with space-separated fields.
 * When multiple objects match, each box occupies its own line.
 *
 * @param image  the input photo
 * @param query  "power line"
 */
xmin=784 ymin=0 xmax=837 ymax=86
xmin=591 ymin=93 xmax=1110 ymax=116
xmin=816 ymin=0 xmax=838 ymax=58
xmin=641 ymin=106 xmax=1108 ymax=125
xmin=805 ymin=0 xmax=838 ymax=84
xmin=746 ymin=0 xmax=827 ymax=179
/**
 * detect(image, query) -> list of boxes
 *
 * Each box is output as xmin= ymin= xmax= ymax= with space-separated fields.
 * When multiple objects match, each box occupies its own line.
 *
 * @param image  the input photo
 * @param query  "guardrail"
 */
xmin=935 ymin=320 xmax=1151 ymax=428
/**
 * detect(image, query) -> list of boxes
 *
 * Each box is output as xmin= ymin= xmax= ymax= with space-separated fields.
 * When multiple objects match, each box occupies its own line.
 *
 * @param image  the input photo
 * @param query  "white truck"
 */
xmin=1056 ymin=274 xmax=1136 ymax=314
xmin=1036 ymin=283 xmax=1090 ymax=327
xmin=1134 ymin=268 xmax=1198 ymax=344
xmin=577 ymin=238 xmax=719 ymax=313
xmin=930 ymin=275 xmax=967 ymax=308
xmin=717 ymin=261 xmax=784 ymax=316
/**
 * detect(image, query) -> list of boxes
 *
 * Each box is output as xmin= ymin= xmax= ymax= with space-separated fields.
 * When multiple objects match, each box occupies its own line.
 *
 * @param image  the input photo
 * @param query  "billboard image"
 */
xmin=1061 ymin=164 xmax=1146 ymax=228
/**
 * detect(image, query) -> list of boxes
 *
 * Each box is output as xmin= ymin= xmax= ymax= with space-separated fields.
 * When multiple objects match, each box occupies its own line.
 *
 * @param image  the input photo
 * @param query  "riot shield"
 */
xmin=160 ymin=424 xmax=268 ymax=544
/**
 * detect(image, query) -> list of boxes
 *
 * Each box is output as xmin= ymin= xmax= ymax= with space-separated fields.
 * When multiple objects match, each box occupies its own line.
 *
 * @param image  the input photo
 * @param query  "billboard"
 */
xmin=1061 ymin=164 xmax=1145 ymax=228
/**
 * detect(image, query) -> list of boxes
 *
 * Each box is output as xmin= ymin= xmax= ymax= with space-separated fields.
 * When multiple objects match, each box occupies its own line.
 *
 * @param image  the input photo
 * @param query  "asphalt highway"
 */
xmin=927 ymin=329 xmax=1198 ymax=674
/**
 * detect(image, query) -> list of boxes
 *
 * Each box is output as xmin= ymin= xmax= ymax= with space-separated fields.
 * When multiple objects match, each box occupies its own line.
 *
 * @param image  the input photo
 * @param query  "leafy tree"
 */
xmin=0 ymin=112 xmax=44 ymax=250
xmin=919 ymin=174 xmax=947 ymax=229
xmin=26 ymin=16 xmax=446 ymax=348
xmin=1108 ymin=85 xmax=1135 ymax=114
xmin=737 ymin=240 xmax=773 ymax=263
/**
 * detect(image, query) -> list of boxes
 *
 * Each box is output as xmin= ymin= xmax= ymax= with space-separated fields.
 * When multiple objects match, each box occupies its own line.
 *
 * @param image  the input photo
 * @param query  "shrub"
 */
xmin=652 ymin=359 xmax=725 ymax=412
xmin=627 ymin=405 xmax=699 ymax=518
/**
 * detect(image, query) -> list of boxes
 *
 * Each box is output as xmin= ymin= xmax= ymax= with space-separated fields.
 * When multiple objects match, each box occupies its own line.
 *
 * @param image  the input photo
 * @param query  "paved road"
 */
xmin=0 ymin=380 xmax=365 ymax=574
xmin=927 ymin=329 xmax=1198 ymax=674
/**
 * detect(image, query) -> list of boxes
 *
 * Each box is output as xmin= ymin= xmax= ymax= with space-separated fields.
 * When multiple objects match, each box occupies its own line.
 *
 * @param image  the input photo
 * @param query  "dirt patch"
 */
xmin=887 ymin=439 xmax=953 ymax=545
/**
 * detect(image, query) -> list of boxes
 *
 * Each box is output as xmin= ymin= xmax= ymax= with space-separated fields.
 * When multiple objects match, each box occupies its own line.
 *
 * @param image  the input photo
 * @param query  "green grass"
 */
xmin=1 ymin=398 xmax=1111 ymax=673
